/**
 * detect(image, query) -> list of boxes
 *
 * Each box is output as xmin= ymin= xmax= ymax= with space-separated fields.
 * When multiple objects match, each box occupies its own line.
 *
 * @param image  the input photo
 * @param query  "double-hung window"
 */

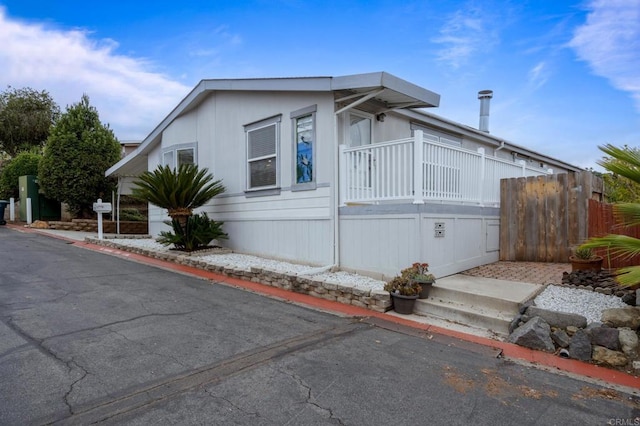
xmin=246 ymin=115 xmax=281 ymax=190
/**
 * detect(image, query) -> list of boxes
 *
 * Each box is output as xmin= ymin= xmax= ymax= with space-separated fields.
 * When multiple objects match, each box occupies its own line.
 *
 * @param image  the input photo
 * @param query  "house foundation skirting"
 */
xmin=88 ymin=238 xmax=391 ymax=313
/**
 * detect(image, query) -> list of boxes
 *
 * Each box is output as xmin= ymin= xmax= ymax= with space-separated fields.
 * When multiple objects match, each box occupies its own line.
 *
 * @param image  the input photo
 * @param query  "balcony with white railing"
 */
xmin=339 ymin=130 xmax=550 ymax=206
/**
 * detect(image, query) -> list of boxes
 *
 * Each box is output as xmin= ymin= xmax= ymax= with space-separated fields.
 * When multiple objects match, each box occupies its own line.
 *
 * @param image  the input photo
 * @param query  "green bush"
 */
xmin=157 ymin=213 xmax=227 ymax=252
xmin=0 ymin=151 xmax=41 ymax=199
xmin=118 ymin=208 xmax=147 ymax=222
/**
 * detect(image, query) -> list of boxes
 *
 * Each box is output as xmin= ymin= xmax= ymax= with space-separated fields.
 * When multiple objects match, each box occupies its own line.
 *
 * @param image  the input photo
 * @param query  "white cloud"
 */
xmin=0 ymin=7 xmax=191 ymax=140
xmin=432 ymin=4 xmax=500 ymax=69
xmin=569 ymin=0 xmax=640 ymax=112
xmin=528 ymin=61 xmax=549 ymax=89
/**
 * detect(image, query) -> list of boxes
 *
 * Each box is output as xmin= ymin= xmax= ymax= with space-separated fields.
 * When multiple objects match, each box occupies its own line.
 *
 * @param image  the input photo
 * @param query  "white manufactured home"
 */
xmin=107 ymin=72 xmax=580 ymax=279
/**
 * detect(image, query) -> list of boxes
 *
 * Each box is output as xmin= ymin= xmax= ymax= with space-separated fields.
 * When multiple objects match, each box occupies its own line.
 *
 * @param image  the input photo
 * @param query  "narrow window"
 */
xmin=163 ymin=151 xmax=174 ymax=168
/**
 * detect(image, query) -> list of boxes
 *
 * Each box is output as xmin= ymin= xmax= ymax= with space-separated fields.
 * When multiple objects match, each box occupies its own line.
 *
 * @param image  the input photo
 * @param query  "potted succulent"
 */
xmin=569 ymin=246 xmax=603 ymax=273
xmin=401 ymin=263 xmax=436 ymax=299
xmin=384 ymin=275 xmax=421 ymax=314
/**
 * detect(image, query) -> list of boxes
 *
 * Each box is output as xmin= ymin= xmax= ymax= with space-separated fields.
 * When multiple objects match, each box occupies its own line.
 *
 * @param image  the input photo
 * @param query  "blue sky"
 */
xmin=0 ymin=0 xmax=638 ymax=170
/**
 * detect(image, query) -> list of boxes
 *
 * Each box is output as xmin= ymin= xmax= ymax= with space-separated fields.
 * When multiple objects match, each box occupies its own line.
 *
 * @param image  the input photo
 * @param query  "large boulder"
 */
xmin=526 ymin=306 xmax=587 ymax=329
xmin=592 ymin=346 xmax=628 ymax=367
xmin=508 ymin=317 xmax=555 ymax=352
xmin=569 ymin=329 xmax=592 ymax=361
xmin=589 ymin=326 xmax=620 ymax=351
xmin=601 ymin=307 xmax=640 ymax=329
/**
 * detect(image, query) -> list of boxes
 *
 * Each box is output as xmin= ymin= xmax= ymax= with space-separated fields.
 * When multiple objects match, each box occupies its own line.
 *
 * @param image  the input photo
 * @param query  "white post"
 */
xmin=338 ymin=144 xmax=347 ymax=207
xmin=97 ymin=198 xmax=104 ymax=240
xmin=412 ymin=130 xmax=424 ymax=204
xmin=477 ymin=147 xmax=485 ymax=206
xmin=26 ymin=198 xmax=32 ymax=224
xmin=519 ymin=159 xmax=527 ymax=176
xmin=9 ymin=197 xmax=15 ymax=221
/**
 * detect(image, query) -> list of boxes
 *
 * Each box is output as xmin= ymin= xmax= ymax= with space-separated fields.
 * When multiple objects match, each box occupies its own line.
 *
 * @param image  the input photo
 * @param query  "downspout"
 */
xmin=332 ymin=112 xmax=340 ymax=269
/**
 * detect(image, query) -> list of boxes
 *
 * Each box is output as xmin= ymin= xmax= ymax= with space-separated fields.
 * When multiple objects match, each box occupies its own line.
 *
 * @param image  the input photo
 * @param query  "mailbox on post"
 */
xmin=93 ymin=199 xmax=112 ymax=239
xmin=93 ymin=201 xmax=112 ymax=213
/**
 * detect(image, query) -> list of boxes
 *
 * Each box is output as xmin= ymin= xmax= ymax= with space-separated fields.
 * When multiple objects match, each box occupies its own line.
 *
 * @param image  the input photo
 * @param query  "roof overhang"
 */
xmin=332 ymin=72 xmax=440 ymax=112
xmin=106 ymin=72 xmax=441 ymax=178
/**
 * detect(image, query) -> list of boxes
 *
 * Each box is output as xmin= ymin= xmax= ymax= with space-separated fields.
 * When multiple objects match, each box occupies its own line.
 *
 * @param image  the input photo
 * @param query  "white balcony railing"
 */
xmin=339 ymin=130 xmax=550 ymax=206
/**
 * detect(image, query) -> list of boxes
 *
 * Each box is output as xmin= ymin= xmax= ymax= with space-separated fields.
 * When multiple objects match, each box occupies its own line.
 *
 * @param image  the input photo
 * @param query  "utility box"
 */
xmin=18 ymin=175 xmax=61 ymax=221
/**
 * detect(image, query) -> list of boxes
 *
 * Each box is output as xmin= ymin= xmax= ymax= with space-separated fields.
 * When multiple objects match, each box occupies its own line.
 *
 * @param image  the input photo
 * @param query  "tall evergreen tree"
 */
xmin=0 ymin=87 xmax=59 ymax=156
xmin=39 ymin=94 xmax=121 ymax=217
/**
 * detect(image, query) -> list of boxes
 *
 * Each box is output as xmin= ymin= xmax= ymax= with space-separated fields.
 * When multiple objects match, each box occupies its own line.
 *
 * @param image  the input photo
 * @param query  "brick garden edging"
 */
xmin=87 ymin=237 xmax=392 ymax=313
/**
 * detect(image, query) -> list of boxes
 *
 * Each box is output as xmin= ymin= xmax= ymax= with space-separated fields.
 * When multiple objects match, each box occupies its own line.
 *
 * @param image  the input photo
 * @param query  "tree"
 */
xmin=0 ymin=150 xmax=42 ymax=199
xmin=582 ymin=144 xmax=640 ymax=287
xmin=38 ymin=94 xmax=121 ymax=218
xmin=0 ymin=87 xmax=60 ymax=157
xmin=131 ymin=164 xmax=227 ymax=251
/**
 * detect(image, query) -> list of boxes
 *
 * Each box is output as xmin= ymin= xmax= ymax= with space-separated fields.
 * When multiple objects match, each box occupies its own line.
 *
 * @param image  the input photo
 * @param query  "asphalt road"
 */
xmin=1 ymin=227 xmax=638 ymax=425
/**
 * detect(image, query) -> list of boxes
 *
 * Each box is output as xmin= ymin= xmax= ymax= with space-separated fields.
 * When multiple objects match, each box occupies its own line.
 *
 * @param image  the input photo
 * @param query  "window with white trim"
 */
xmin=245 ymin=115 xmax=281 ymax=190
xmin=291 ymin=105 xmax=316 ymax=189
xmin=162 ymin=144 xmax=196 ymax=168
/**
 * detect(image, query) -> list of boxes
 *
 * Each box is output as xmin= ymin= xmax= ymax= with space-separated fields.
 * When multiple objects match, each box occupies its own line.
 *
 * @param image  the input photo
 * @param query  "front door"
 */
xmin=347 ymin=113 xmax=373 ymax=200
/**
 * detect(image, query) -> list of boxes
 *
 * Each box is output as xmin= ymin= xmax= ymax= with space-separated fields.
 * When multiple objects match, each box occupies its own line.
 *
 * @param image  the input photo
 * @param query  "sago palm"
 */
xmin=581 ymin=144 xmax=640 ymax=287
xmin=131 ymin=164 xmax=225 ymax=230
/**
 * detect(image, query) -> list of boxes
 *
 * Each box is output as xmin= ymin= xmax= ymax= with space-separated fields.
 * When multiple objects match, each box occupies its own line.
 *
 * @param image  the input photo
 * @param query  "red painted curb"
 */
xmin=8 ymin=224 xmax=640 ymax=390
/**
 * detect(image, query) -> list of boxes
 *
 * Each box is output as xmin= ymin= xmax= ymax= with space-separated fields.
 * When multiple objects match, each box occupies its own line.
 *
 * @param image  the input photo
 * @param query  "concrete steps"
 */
xmin=413 ymin=275 xmax=543 ymax=336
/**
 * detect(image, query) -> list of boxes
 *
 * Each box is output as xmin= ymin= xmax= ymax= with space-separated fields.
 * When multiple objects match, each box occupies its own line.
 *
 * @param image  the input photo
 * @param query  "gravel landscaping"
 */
xmin=105 ymin=238 xmax=634 ymax=323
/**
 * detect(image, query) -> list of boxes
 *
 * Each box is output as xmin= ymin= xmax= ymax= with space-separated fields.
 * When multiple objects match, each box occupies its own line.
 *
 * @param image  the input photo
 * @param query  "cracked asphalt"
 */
xmin=1 ymin=227 xmax=638 ymax=425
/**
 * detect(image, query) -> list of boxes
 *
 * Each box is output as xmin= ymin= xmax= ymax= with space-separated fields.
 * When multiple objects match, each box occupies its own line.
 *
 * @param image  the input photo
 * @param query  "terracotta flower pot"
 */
xmin=569 ymin=256 xmax=603 ymax=273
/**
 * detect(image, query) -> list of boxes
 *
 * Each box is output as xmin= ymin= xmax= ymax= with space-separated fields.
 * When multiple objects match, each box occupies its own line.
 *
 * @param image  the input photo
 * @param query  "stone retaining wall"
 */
xmin=48 ymin=219 xmax=148 ymax=234
xmin=89 ymin=238 xmax=392 ymax=313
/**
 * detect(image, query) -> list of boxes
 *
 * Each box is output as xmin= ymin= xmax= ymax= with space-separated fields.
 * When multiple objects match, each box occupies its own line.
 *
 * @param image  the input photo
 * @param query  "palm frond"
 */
xmin=613 ymin=266 xmax=640 ymax=287
xmin=613 ymin=203 xmax=640 ymax=227
xmin=131 ymin=164 xmax=225 ymax=216
xmin=581 ymin=234 xmax=640 ymax=260
xmin=598 ymin=144 xmax=640 ymax=184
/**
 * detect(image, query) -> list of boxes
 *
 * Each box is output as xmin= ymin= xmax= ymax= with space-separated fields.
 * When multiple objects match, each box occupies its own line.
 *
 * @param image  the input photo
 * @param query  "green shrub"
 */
xmin=157 ymin=213 xmax=227 ymax=252
xmin=118 ymin=208 xmax=147 ymax=222
xmin=0 ymin=151 xmax=41 ymax=199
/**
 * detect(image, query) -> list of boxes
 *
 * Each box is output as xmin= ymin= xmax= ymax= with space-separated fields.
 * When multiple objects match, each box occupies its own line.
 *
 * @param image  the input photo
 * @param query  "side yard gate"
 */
xmin=499 ymin=172 xmax=602 ymax=263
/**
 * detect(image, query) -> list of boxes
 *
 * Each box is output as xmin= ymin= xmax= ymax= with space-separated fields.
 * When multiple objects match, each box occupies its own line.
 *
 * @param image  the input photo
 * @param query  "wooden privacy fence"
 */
xmin=500 ymin=172 xmax=602 ymax=263
xmin=588 ymin=199 xmax=640 ymax=269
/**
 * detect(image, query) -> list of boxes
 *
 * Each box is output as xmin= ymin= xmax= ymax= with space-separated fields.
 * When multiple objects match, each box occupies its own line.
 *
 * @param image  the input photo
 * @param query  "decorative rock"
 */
xmin=509 ymin=314 xmax=523 ymax=334
xmin=526 ymin=306 xmax=587 ymax=329
xmin=551 ymin=329 xmax=570 ymax=348
xmin=569 ymin=329 xmax=592 ymax=361
xmin=566 ymin=326 xmax=579 ymax=336
xmin=589 ymin=327 xmax=620 ymax=351
xmin=621 ymin=293 xmax=635 ymax=305
xmin=618 ymin=328 xmax=639 ymax=357
xmin=592 ymin=345 xmax=628 ymax=367
xmin=601 ymin=307 xmax=640 ymax=329
xmin=507 ymin=317 xmax=555 ymax=352
xmin=633 ymin=360 xmax=640 ymax=373
xmin=519 ymin=300 xmax=534 ymax=315
xmin=637 ymin=289 xmax=640 ymax=307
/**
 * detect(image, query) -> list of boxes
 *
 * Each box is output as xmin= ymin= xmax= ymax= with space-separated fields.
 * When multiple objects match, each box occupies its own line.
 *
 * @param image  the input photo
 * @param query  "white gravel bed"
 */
xmin=108 ymin=238 xmax=386 ymax=291
xmin=534 ymin=284 xmax=628 ymax=324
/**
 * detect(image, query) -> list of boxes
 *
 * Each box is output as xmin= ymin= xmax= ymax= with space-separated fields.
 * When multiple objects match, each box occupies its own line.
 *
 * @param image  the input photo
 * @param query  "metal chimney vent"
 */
xmin=478 ymin=90 xmax=493 ymax=133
